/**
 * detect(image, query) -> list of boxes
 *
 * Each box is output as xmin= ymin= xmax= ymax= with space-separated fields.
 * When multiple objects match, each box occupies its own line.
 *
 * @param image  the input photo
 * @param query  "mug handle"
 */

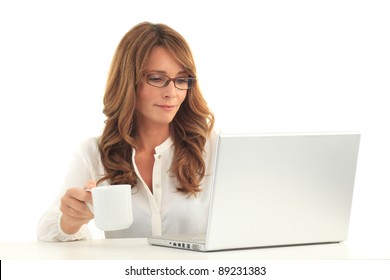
xmin=84 ymin=188 xmax=94 ymax=214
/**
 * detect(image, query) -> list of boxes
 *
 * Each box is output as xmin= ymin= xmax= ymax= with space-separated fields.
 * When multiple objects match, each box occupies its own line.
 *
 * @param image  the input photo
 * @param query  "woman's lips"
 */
xmin=156 ymin=105 xmax=176 ymax=111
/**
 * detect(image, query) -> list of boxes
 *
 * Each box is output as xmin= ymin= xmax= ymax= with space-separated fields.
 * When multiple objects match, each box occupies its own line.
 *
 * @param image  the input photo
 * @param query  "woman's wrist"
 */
xmin=59 ymin=214 xmax=84 ymax=235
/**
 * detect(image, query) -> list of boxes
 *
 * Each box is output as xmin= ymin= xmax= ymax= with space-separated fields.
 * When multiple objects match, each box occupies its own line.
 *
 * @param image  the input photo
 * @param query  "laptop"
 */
xmin=148 ymin=132 xmax=360 ymax=252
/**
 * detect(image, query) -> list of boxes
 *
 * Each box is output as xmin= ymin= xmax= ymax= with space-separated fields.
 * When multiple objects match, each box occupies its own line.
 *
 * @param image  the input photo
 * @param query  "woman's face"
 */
xmin=136 ymin=46 xmax=188 ymax=129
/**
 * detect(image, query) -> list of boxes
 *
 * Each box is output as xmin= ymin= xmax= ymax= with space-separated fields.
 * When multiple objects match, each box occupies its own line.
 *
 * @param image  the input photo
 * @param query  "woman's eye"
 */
xmin=176 ymin=77 xmax=188 ymax=85
xmin=148 ymin=75 xmax=163 ymax=82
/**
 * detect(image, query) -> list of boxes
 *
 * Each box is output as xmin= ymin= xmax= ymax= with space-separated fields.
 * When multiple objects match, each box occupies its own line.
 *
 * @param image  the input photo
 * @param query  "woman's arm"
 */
xmin=37 ymin=138 xmax=100 ymax=242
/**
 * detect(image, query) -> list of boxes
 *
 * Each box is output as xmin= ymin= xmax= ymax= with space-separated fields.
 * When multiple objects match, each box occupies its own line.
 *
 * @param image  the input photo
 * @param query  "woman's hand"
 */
xmin=59 ymin=180 xmax=96 ymax=234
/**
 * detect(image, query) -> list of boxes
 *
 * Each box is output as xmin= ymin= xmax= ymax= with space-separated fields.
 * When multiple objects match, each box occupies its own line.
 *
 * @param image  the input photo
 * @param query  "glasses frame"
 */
xmin=145 ymin=73 xmax=196 ymax=90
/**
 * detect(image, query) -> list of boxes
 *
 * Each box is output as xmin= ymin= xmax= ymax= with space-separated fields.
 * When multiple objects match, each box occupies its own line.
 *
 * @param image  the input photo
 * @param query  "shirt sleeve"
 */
xmin=37 ymin=138 xmax=99 ymax=242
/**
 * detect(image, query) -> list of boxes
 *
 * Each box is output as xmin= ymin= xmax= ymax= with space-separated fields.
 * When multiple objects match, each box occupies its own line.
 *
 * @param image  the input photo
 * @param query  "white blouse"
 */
xmin=37 ymin=130 xmax=219 ymax=242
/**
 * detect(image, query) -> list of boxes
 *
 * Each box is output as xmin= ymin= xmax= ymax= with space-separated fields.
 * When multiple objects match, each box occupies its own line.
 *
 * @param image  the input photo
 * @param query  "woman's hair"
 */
xmin=97 ymin=22 xmax=214 ymax=196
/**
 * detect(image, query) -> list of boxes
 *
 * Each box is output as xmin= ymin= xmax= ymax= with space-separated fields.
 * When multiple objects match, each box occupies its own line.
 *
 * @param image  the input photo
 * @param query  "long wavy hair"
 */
xmin=97 ymin=22 xmax=214 ymax=196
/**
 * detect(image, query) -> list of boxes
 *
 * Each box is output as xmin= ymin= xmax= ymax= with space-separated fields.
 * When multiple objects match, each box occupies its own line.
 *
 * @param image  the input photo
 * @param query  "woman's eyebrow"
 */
xmin=147 ymin=70 xmax=188 ymax=76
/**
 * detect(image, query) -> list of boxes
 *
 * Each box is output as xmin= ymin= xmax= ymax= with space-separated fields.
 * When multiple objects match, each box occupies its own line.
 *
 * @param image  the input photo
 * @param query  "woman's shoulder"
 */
xmin=208 ymin=127 xmax=220 ymax=143
xmin=205 ymin=127 xmax=220 ymax=154
xmin=209 ymin=127 xmax=221 ymax=140
xmin=76 ymin=136 xmax=101 ymax=157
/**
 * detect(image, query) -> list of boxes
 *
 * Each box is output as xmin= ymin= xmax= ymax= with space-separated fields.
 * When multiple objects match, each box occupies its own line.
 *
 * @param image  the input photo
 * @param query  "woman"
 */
xmin=37 ymin=22 xmax=217 ymax=241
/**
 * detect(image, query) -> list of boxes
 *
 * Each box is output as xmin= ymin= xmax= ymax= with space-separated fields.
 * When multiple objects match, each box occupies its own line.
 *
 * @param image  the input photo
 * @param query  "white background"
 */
xmin=0 ymin=0 xmax=389 ymax=255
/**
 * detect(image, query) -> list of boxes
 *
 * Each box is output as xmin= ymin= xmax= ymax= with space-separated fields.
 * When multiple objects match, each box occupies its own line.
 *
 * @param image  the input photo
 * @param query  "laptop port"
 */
xmin=191 ymin=244 xmax=201 ymax=251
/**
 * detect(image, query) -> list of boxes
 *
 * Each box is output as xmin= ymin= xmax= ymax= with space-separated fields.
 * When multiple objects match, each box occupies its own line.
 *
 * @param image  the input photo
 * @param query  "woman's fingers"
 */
xmin=60 ymin=188 xmax=93 ymax=219
xmin=85 ymin=179 xmax=97 ymax=190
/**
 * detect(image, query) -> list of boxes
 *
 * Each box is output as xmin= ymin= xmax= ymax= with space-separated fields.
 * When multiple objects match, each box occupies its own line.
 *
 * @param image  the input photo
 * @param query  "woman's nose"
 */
xmin=163 ymin=80 xmax=177 ymax=98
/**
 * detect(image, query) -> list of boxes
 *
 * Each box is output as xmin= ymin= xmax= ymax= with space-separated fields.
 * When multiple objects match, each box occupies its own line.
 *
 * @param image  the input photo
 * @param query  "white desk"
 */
xmin=1 ymin=238 xmax=389 ymax=260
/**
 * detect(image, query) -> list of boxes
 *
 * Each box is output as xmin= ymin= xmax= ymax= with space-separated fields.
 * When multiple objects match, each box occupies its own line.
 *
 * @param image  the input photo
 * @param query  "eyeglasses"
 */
xmin=145 ymin=73 xmax=196 ymax=90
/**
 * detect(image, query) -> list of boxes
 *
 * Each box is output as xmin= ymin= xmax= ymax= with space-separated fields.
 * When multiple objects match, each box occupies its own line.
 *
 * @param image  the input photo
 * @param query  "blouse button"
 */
xmin=157 ymin=155 xmax=162 ymax=159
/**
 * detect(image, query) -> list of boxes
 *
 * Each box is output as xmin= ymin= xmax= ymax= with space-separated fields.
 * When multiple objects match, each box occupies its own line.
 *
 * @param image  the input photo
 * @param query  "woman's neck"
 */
xmin=135 ymin=124 xmax=170 ymax=154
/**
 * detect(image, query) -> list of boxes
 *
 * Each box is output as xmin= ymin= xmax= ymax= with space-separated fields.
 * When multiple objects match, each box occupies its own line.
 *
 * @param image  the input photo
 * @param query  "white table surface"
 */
xmin=1 ymin=238 xmax=389 ymax=260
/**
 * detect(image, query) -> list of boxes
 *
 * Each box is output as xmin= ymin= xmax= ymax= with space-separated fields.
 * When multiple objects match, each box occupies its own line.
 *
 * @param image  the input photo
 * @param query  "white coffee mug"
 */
xmin=90 ymin=184 xmax=133 ymax=231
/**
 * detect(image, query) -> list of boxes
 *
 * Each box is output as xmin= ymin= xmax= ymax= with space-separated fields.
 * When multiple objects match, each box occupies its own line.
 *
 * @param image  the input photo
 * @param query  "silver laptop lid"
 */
xmin=205 ymin=133 xmax=360 ymax=251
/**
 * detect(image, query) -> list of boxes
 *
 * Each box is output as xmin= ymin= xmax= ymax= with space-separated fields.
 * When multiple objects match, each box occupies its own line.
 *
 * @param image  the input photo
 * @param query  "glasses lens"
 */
xmin=175 ymin=77 xmax=193 ymax=90
xmin=146 ymin=74 xmax=195 ymax=90
xmin=146 ymin=74 xmax=169 ymax=88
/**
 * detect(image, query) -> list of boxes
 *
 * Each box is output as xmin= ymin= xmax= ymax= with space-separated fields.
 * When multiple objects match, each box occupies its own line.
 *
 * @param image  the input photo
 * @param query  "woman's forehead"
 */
xmin=146 ymin=46 xmax=186 ymax=75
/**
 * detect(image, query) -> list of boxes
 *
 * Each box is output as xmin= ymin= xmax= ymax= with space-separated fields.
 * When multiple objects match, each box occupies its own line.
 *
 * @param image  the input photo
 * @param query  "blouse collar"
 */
xmin=155 ymin=136 xmax=173 ymax=154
